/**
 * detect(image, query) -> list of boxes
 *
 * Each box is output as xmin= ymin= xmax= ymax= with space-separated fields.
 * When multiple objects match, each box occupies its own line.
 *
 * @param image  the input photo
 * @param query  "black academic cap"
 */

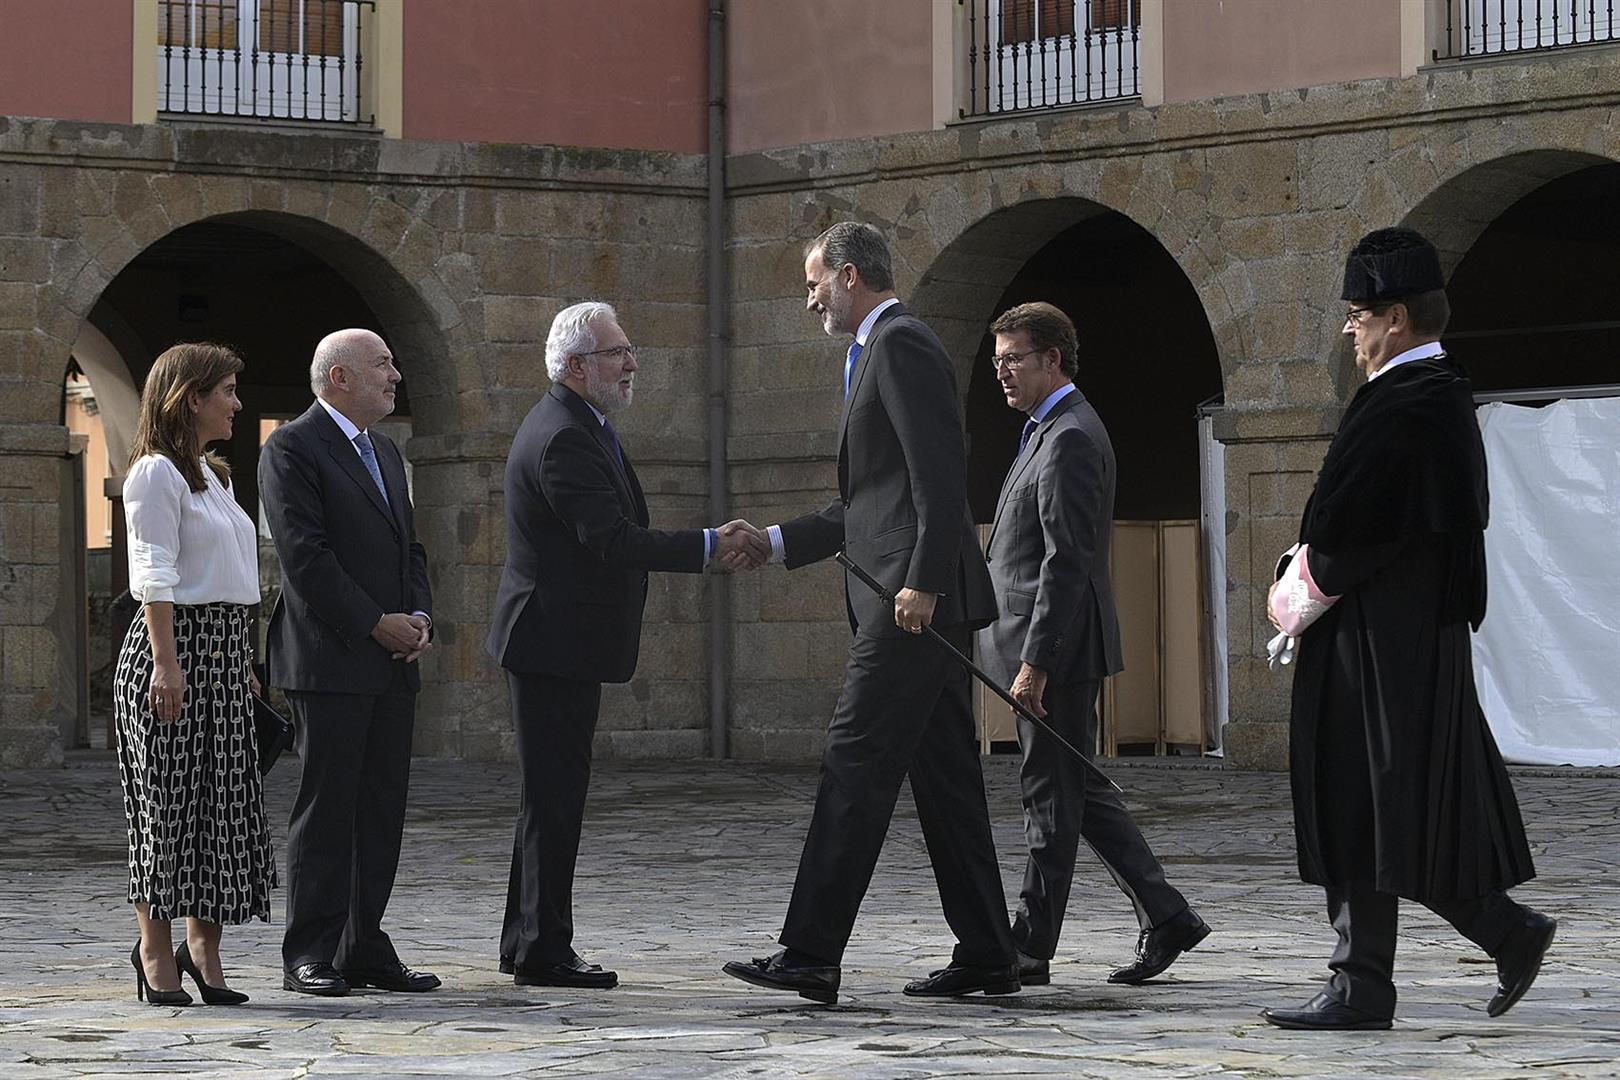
xmin=1341 ymin=227 xmax=1445 ymax=301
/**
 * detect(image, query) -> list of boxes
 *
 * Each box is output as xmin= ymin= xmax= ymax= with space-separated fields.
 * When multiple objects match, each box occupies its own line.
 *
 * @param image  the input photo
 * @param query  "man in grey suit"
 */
xmin=979 ymin=302 xmax=1209 ymax=987
xmin=722 ymin=221 xmax=1017 ymax=1004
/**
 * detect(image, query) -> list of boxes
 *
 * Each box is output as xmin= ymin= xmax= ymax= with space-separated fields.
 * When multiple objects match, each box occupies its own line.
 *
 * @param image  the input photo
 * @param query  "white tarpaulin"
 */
xmin=1473 ymin=396 xmax=1620 ymax=767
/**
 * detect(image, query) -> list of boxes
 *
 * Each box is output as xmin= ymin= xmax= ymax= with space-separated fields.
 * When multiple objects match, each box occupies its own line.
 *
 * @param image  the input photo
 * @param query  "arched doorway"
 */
xmin=1403 ymin=151 xmax=1620 ymax=768
xmin=61 ymin=210 xmax=448 ymax=750
xmin=913 ymin=198 xmax=1223 ymax=756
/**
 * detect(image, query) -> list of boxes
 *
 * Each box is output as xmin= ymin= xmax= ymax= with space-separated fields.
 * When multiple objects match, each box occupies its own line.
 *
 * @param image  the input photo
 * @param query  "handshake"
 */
xmin=710 ymin=520 xmax=772 ymax=573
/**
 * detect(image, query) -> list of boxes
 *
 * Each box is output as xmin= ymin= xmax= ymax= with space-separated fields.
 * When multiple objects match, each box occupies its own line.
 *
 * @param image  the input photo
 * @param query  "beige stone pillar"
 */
xmin=1211 ymin=408 xmax=1336 ymax=771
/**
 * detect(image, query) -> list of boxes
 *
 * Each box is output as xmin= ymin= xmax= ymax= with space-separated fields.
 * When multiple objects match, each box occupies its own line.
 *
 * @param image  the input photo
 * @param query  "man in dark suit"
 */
xmin=722 ymin=221 xmax=1018 ymax=1004
xmin=259 ymin=328 xmax=438 ymax=996
xmin=486 ymin=301 xmax=764 ymax=989
xmin=978 ymin=302 xmax=1209 ymax=989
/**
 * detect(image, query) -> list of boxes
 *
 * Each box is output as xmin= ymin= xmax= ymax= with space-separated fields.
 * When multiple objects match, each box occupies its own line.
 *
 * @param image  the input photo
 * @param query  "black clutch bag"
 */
xmin=252 ymin=693 xmax=295 ymax=775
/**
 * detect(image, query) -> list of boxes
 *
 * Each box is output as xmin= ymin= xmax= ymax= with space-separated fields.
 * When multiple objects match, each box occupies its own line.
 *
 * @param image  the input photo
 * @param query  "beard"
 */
xmin=585 ymin=363 xmax=634 ymax=414
xmin=820 ymin=278 xmax=853 ymax=337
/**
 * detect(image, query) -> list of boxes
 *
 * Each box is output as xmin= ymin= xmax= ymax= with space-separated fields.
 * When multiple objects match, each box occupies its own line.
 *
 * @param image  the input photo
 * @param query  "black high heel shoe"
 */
xmin=131 ymin=941 xmax=192 ymax=1006
xmin=175 ymin=941 xmax=249 ymax=1005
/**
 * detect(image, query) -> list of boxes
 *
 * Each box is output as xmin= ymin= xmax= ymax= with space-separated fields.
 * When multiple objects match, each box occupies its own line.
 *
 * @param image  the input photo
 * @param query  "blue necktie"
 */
xmin=844 ymin=341 xmax=863 ymax=398
xmin=353 ymin=431 xmax=390 ymax=506
xmin=1018 ymin=417 xmax=1038 ymax=455
xmin=601 ymin=418 xmax=626 ymax=472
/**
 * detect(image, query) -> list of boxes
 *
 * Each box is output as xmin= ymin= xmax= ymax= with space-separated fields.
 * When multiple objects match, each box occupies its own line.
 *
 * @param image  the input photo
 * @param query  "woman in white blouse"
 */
xmin=115 ymin=343 xmax=275 ymax=1006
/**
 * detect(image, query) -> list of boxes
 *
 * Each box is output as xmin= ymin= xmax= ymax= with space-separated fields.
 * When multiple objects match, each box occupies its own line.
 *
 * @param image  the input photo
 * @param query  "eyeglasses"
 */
xmin=1343 ymin=305 xmax=1391 ymax=328
xmin=989 ymin=348 xmax=1044 ymax=372
xmin=579 ymin=344 xmax=638 ymax=362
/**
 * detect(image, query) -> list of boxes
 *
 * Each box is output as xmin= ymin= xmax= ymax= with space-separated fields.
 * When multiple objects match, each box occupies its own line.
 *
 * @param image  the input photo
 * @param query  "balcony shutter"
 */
xmin=1001 ymin=1 xmax=1078 ymax=44
xmin=1091 ymin=0 xmax=1139 ymax=31
xmin=259 ymin=0 xmax=346 ymax=57
xmin=158 ymin=1 xmax=240 ymax=49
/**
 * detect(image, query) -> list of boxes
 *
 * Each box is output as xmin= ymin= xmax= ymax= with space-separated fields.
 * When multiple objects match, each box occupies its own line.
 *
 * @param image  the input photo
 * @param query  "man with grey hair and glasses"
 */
xmin=723 ymin=221 xmax=1016 ymax=1004
xmin=487 ymin=301 xmax=767 ymax=989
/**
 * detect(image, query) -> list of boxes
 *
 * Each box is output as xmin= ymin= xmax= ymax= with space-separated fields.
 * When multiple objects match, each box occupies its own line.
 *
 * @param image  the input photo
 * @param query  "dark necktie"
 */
xmin=1018 ymin=417 xmax=1039 ymax=455
xmin=353 ymin=431 xmax=390 ymax=506
xmin=601 ymin=418 xmax=626 ymax=472
xmin=844 ymin=341 xmax=863 ymax=398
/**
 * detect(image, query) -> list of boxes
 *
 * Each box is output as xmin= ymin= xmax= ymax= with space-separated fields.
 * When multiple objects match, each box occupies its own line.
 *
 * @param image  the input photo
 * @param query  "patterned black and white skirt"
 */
xmin=114 ymin=602 xmax=276 ymax=924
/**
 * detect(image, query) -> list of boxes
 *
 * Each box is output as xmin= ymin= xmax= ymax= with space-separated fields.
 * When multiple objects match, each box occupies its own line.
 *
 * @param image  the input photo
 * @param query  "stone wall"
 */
xmin=0 ymin=117 xmax=715 ymax=767
xmin=3 ymin=44 xmax=1618 ymax=769
xmin=719 ymin=46 xmax=1620 ymax=769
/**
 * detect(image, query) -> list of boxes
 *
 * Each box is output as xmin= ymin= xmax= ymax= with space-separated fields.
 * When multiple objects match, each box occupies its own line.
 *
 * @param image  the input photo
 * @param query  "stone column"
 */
xmin=0 ymin=421 xmax=74 ymax=767
xmin=1211 ymin=407 xmax=1336 ymax=771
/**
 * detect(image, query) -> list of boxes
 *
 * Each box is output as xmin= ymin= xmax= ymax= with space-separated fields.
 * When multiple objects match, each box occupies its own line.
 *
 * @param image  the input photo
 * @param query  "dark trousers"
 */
xmin=1013 ymin=679 xmax=1188 ymax=959
xmin=282 ymin=687 xmax=416 ymax=971
xmin=500 ymin=671 xmax=602 ymax=971
xmin=1324 ymin=883 xmax=1527 ymax=1017
xmin=780 ymin=625 xmax=1015 ymax=967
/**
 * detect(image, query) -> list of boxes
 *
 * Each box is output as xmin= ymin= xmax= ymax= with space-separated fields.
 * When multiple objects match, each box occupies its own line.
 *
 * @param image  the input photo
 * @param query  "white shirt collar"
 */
xmin=1028 ymin=381 xmax=1076 ymax=424
xmin=854 ymin=297 xmax=901 ymax=347
xmin=1367 ymin=340 xmax=1445 ymax=382
xmin=316 ymin=396 xmax=363 ymax=441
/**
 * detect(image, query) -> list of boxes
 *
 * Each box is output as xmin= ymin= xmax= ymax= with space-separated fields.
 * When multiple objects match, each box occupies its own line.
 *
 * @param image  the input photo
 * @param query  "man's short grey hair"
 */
xmin=545 ymin=301 xmax=619 ymax=381
xmin=805 ymin=221 xmax=895 ymax=292
xmin=310 ymin=328 xmax=380 ymax=395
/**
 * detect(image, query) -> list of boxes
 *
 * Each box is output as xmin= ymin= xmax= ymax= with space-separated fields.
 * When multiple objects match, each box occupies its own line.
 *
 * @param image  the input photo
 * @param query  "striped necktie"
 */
xmin=353 ymin=431 xmax=390 ymax=506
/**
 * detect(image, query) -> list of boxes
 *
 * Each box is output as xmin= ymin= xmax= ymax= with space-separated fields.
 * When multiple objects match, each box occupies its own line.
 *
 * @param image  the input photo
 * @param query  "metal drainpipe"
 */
xmin=706 ymin=0 xmax=730 ymax=759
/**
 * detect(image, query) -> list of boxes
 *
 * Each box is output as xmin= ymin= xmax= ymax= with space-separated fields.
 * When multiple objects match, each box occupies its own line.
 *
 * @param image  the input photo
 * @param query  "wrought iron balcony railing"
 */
xmin=959 ymin=0 xmax=1141 ymax=118
xmin=1435 ymin=0 xmax=1617 ymax=59
xmin=157 ymin=0 xmax=376 ymax=125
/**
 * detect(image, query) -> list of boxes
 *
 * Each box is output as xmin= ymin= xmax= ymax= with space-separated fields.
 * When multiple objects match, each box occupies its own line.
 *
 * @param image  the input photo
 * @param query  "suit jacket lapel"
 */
xmin=836 ymin=303 xmax=904 ymax=485
xmin=311 ymin=403 xmax=397 ymax=532
xmin=551 ymin=384 xmax=638 ymax=514
xmin=375 ymin=433 xmax=410 ymax=536
xmin=987 ymin=390 xmax=1086 ymax=548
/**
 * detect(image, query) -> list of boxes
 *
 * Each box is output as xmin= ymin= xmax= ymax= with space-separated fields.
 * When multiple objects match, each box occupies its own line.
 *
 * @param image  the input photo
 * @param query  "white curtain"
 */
xmin=1474 ymin=397 xmax=1620 ymax=767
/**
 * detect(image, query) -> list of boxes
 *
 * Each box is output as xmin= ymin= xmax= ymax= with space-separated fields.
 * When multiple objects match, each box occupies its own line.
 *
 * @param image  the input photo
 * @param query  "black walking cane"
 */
xmin=835 ymin=550 xmax=1123 ymax=795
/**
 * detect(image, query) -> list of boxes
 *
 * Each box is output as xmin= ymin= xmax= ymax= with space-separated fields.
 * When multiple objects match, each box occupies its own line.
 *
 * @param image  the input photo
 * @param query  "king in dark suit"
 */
xmin=723 ymin=221 xmax=1017 ymax=1004
xmin=486 ymin=301 xmax=764 ymax=989
xmin=258 ymin=328 xmax=439 ymax=996
xmin=978 ymin=302 xmax=1209 ymax=990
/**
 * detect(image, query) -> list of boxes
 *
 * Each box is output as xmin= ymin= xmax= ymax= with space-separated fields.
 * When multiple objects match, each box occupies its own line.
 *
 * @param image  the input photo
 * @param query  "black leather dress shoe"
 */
xmin=283 ymin=962 xmax=350 ymax=997
xmin=722 ymin=949 xmax=840 ymax=1005
xmin=340 ymin=960 xmax=441 ymax=993
xmin=1488 ymin=910 xmax=1556 ymax=1018
xmin=1109 ymin=909 xmax=1211 ymax=984
xmin=513 ymin=953 xmax=618 ymax=989
xmin=1261 ymin=991 xmax=1393 ymax=1030
xmin=1016 ymin=952 xmax=1050 ymax=986
xmin=903 ymin=961 xmax=1020 ymax=997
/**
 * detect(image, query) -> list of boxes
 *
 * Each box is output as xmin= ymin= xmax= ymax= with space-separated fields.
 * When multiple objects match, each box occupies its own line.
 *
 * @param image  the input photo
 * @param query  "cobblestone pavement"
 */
xmin=1 ymin=753 xmax=1615 ymax=1079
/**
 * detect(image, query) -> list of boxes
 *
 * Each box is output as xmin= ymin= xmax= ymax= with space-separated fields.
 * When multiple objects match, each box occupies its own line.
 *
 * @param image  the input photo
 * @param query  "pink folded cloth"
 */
xmin=1268 ymin=544 xmax=1341 ymax=637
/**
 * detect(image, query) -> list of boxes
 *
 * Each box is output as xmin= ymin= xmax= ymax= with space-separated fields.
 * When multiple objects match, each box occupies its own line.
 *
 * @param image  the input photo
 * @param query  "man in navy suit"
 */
xmin=486 ymin=301 xmax=764 ymax=988
xmin=723 ymin=222 xmax=1016 ymax=1004
xmin=259 ymin=328 xmax=438 ymax=996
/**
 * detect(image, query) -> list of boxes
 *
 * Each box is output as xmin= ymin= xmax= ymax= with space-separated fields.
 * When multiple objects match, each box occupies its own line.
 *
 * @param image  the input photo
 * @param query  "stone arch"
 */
xmin=907 ymin=193 xmax=1228 ymax=397
xmin=1401 ymin=148 xmax=1616 ymax=278
xmin=36 ymin=175 xmax=468 ymax=438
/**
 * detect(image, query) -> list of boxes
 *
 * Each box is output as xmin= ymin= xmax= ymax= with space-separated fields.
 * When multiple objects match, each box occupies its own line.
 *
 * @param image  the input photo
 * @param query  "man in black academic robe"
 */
xmin=1261 ymin=228 xmax=1556 ymax=1031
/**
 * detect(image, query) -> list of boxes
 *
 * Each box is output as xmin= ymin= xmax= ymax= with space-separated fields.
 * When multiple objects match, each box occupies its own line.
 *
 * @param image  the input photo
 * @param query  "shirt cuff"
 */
xmin=411 ymin=611 xmax=432 ymax=627
xmin=767 ymin=524 xmax=785 ymax=564
xmin=704 ymin=528 xmax=716 ymax=564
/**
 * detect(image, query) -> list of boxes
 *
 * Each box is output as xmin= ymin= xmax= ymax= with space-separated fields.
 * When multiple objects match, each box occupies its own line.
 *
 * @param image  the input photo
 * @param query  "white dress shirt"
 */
xmin=124 ymin=454 xmax=259 ymax=605
xmin=1367 ymin=340 xmax=1445 ymax=382
xmin=766 ymin=297 xmax=904 ymax=562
